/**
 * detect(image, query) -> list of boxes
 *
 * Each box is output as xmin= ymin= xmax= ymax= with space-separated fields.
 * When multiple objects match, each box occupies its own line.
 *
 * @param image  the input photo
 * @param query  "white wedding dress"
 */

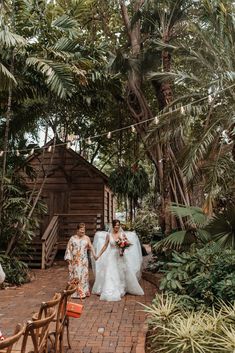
xmin=92 ymin=231 xmax=144 ymax=301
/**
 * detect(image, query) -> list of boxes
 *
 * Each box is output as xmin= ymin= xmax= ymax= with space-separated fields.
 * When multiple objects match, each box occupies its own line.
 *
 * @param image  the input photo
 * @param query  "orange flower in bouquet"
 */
xmin=115 ymin=237 xmax=132 ymax=256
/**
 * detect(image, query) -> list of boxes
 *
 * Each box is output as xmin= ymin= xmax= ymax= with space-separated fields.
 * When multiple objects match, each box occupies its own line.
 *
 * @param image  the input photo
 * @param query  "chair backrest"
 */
xmin=50 ymin=284 xmax=76 ymax=353
xmin=55 ymin=285 xmax=76 ymax=334
xmin=33 ymin=292 xmax=61 ymax=321
xmin=0 ymin=324 xmax=25 ymax=353
xmin=21 ymin=310 xmax=56 ymax=353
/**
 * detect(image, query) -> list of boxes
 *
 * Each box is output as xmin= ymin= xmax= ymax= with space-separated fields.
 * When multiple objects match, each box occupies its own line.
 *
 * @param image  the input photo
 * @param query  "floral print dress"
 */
xmin=64 ymin=235 xmax=90 ymax=298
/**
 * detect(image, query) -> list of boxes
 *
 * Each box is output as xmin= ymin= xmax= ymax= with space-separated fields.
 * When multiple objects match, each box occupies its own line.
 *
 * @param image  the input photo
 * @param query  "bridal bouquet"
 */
xmin=115 ymin=238 xmax=132 ymax=256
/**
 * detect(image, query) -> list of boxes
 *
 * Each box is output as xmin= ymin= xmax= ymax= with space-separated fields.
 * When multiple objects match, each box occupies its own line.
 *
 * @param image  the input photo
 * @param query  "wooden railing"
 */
xmin=41 ymin=216 xmax=59 ymax=269
xmin=40 ymin=213 xmax=103 ymax=269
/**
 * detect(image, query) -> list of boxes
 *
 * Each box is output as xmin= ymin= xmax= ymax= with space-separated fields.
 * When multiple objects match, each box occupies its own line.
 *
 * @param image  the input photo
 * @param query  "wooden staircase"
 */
xmin=23 ymin=213 xmax=101 ymax=269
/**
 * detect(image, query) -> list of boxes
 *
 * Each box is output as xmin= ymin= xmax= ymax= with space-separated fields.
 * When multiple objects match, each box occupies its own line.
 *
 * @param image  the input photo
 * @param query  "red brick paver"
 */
xmin=0 ymin=263 xmax=156 ymax=353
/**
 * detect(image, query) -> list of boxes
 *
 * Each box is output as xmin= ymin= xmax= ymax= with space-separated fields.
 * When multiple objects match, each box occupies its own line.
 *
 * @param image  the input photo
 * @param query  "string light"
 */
xmin=0 ymin=82 xmax=234 ymax=156
xmin=131 ymin=125 xmax=136 ymax=133
xmin=30 ymin=148 xmax=34 ymax=155
xmin=154 ymin=116 xmax=159 ymax=124
xmin=208 ymin=95 xmax=213 ymax=103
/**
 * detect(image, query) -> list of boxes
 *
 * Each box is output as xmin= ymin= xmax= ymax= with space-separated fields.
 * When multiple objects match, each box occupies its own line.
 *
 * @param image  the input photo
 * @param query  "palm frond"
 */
xmin=182 ymin=121 xmax=219 ymax=180
xmin=205 ymin=206 xmax=235 ymax=249
xmin=154 ymin=230 xmax=187 ymax=250
xmin=0 ymin=28 xmax=26 ymax=47
xmin=0 ymin=62 xmax=17 ymax=88
xmin=52 ymin=14 xmax=79 ymax=32
xmin=26 ymin=57 xmax=74 ymax=98
xmin=170 ymin=203 xmax=208 ymax=227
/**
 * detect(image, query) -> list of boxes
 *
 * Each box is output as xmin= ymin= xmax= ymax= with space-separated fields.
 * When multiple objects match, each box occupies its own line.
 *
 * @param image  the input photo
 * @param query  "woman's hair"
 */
xmin=112 ymin=219 xmax=120 ymax=227
xmin=77 ymin=222 xmax=85 ymax=230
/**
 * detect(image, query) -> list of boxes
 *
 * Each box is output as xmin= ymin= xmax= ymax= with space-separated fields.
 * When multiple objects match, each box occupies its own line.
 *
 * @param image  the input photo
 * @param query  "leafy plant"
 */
xmin=205 ymin=205 xmax=235 ymax=249
xmin=145 ymin=293 xmax=235 ymax=353
xmin=155 ymin=203 xmax=235 ymax=251
xmin=0 ymin=255 xmax=29 ymax=285
xmin=109 ymin=164 xmax=150 ymax=222
xmin=160 ymin=243 xmax=235 ymax=306
xmin=131 ymin=207 xmax=162 ymax=244
xmin=154 ymin=204 xmax=210 ymax=250
xmin=109 ymin=164 xmax=150 ymax=201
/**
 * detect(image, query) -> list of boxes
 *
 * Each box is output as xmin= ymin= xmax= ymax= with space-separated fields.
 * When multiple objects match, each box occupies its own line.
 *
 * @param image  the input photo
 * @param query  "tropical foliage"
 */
xmin=154 ymin=203 xmax=235 ymax=250
xmin=109 ymin=164 xmax=150 ymax=222
xmin=144 ymin=293 xmax=235 ymax=353
xmin=131 ymin=207 xmax=162 ymax=244
xmin=0 ymin=255 xmax=29 ymax=285
xmin=159 ymin=243 xmax=235 ymax=306
xmin=0 ymin=0 xmax=235 ymax=284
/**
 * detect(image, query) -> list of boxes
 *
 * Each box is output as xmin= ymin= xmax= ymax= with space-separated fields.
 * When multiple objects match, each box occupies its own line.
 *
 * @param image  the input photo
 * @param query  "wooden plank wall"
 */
xmin=24 ymin=146 xmax=107 ymax=243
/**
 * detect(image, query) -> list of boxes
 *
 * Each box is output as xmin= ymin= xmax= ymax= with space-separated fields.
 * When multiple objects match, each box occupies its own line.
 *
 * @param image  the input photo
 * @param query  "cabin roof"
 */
xmin=27 ymin=138 xmax=109 ymax=182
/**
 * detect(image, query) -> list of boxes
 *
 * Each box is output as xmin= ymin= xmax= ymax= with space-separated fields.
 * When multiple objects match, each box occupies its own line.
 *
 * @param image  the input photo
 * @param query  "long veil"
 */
xmin=92 ymin=228 xmax=143 ymax=280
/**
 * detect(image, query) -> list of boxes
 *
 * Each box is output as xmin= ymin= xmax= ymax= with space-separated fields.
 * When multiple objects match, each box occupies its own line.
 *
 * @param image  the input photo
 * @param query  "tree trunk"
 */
xmin=0 ymin=57 xmax=14 ymax=231
xmin=119 ymin=0 xmax=190 ymax=234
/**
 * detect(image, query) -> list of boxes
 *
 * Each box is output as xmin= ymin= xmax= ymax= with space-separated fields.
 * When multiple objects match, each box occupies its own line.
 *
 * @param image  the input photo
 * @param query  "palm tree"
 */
xmin=109 ymin=0 xmax=194 ymax=234
xmin=0 ymin=0 xmax=98 ymax=239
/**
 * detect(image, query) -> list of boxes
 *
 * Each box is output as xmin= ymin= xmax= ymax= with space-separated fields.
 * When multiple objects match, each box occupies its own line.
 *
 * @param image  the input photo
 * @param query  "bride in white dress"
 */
xmin=92 ymin=219 xmax=144 ymax=301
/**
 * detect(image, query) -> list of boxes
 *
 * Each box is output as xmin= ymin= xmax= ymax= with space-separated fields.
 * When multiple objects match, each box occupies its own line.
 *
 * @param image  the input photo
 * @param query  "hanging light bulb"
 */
xmin=131 ymin=125 xmax=136 ymax=133
xmin=0 ymin=151 xmax=4 ymax=157
xmin=47 ymin=146 xmax=52 ymax=152
xmin=30 ymin=148 xmax=34 ymax=155
xmin=208 ymin=95 xmax=213 ymax=103
xmin=155 ymin=116 xmax=159 ymax=124
xmin=107 ymin=132 xmax=112 ymax=139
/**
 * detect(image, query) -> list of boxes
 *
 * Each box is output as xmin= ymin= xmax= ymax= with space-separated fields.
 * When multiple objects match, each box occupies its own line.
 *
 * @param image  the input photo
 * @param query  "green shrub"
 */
xmin=132 ymin=208 xmax=162 ymax=244
xmin=0 ymin=255 xmax=29 ymax=285
xmin=145 ymin=293 xmax=235 ymax=353
xmin=160 ymin=243 xmax=235 ymax=306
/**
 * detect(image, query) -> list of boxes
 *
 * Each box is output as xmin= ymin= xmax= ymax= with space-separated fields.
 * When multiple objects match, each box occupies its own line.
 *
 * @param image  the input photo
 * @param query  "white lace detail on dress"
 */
xmin=92 ymin=231 xmax=144 ymax=301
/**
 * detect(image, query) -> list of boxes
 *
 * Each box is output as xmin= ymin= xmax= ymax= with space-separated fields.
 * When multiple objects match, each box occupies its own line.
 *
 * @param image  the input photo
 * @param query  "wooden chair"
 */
xmin=0 ymin=324 xmax=25 ymax=353
xmin=32 ymin=293 xmax=61 ymax=321
xmin=32 ymin=293 xmax=61 ymax=353
xmin=20 ymin=310 xmax=56 ymax=353
xmin=49 ymin=285 xmax=76 ymax=353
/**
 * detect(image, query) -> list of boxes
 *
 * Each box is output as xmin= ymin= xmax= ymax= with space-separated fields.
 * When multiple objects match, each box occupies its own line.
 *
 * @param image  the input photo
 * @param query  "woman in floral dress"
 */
xmin=65 ymin=223 xmax=97 ymax=299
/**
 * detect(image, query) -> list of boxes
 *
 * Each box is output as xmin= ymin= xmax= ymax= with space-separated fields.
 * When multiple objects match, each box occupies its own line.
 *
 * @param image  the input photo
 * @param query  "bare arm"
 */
xmin=87 ymin=237 xmax=97 ymax=260
xmin=97 ymin=234 xmax=109 ymax=259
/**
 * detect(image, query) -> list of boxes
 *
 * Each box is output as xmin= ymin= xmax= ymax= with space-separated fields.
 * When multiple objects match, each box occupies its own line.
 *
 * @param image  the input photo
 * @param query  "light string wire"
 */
xmin=0 ymin=81 xmax=235 ymax=156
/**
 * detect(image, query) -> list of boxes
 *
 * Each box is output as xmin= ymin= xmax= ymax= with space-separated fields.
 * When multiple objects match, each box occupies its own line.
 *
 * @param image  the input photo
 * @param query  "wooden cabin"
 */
xmin=23 ymin=140 xmax=115 ymax=268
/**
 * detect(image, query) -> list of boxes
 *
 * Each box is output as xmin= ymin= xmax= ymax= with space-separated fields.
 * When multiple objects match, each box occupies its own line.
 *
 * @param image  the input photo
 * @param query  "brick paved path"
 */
xmin=0 ymin=263 xmax=156 ymax=353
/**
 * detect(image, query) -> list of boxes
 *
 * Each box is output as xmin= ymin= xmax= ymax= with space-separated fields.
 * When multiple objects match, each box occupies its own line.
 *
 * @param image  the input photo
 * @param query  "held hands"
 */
xmin=93 ymin=254 xmax=99 ymax=261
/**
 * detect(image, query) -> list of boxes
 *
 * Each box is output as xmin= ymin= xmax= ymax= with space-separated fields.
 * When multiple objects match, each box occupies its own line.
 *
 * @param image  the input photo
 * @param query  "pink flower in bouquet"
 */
xmin=115 ymin=237 xmax=132 ymax=256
